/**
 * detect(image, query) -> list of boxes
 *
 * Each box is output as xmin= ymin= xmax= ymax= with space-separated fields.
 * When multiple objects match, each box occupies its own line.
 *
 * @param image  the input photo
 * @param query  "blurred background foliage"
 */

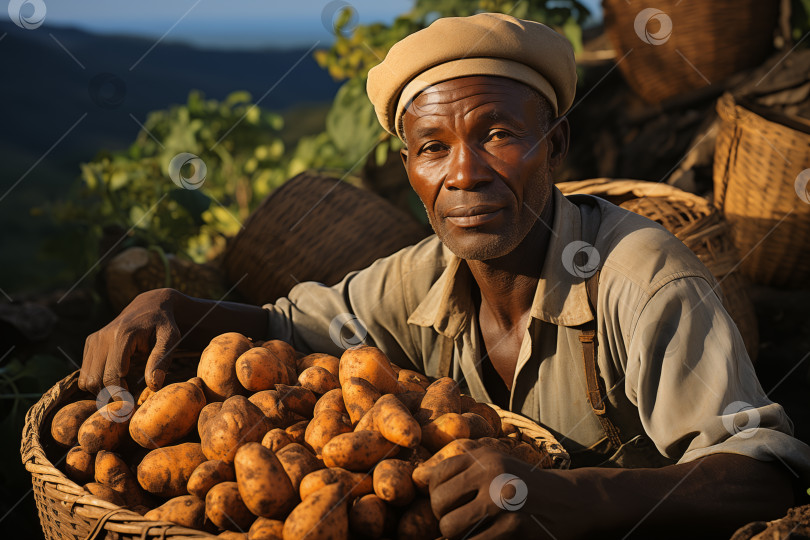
xmin=47 ymin=0 xmax=591 ymax=271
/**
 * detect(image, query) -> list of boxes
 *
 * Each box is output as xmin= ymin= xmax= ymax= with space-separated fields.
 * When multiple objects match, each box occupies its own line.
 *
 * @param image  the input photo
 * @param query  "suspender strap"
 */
xmin=438 ymin=335 xmax=453 ymax=379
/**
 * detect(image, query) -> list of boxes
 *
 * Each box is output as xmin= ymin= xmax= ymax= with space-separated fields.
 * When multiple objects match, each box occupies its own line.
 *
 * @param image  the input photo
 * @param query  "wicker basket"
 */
xmin=714 ymin=92 xmax=810 ymax=288
xmin=602 ymin=0 xmax=778 ymax=104
xmin=23 ymin=371 xmax=569 ymax=539
xmin=557 ymin=178 xmax=759 ymax=361
xmin=222 ymin=171 xmax=428 ymax=305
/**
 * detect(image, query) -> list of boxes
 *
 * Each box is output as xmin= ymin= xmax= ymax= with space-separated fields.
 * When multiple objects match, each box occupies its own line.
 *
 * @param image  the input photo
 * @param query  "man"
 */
xmin=80 ymin=13 xmax=810 ymax=539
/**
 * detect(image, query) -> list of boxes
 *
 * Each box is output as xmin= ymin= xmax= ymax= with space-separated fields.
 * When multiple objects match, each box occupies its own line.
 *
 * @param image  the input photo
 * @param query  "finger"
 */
xmin=428 ymin=452 xmax=474 ymax=488
xmin=103 ymin=331 xmax=135 ymax=391
xmin=438 ymin=495 xmax=492 ymax=540
xmin=80 ymin=333 xmax=104 ymax=394
xmin=430 ymin=467 xmax=478 ymax=518
xmin=145 ymin=323 xmax=180 ymax=390
xmin=466 ymin=512 xmax=522 ymax=540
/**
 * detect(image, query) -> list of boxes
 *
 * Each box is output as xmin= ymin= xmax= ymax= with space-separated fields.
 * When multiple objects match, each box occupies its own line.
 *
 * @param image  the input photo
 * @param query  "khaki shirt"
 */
xmin=265 ymin=187 xmax=810 ymax=477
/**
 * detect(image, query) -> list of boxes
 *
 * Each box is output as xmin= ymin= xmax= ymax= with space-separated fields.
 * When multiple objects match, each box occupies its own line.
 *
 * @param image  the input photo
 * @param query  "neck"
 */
xmin=467 ymin=198 xmax=555 ymax=327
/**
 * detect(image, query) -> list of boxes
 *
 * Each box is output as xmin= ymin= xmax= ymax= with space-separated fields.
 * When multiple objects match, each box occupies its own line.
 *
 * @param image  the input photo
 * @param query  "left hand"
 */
xmin=426 ymin=446 xmax=586 ymax=539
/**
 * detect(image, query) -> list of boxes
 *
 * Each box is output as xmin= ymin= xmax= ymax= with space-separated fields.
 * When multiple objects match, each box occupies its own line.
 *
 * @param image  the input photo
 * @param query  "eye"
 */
xmin=419 ymin=142 xmax=446 ymax=155
xmin=487 ymin=130 xmax=511 ymax=141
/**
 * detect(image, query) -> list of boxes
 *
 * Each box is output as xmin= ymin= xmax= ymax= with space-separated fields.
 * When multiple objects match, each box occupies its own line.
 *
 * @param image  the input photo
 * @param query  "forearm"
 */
xmin=167 ymin=289 xmax=269 ymax=350
xmin=552 ymin=454 xmax=793 ymax=537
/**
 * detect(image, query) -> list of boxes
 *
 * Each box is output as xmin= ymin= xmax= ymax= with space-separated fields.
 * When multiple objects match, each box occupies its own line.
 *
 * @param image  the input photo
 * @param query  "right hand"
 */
xmin=79 ymin=288 xmax=182 ymax=394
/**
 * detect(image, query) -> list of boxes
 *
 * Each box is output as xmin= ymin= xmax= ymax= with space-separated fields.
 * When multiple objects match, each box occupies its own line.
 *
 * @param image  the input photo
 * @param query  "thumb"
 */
xmin=145 ymin=323 xmax=181 ymax=390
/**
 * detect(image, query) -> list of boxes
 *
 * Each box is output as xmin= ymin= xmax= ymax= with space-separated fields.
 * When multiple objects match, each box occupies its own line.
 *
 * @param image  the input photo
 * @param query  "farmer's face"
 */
xmin=400 ymin=76 xmax=568 ymax=261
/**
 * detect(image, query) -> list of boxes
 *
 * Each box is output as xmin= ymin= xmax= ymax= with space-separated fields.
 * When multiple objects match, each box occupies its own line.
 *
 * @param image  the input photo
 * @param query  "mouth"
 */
xmin=444 ymin=205 xmax=504 ymax=228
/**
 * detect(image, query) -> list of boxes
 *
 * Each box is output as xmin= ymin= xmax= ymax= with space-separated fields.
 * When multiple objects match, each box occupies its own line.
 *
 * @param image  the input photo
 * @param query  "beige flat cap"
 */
xmin=366 ymin=12 xmax=577 ymax=141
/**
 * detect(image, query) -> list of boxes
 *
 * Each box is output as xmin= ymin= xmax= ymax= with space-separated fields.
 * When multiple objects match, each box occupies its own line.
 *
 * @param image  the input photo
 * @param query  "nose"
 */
xmin=444 ymin=143 xmax=492 ymax=191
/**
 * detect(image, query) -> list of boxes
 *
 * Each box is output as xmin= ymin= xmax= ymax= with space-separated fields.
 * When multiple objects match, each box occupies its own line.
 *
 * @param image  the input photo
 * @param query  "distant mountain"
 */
xmin=0 ymin=21 xmax=341 ymax=292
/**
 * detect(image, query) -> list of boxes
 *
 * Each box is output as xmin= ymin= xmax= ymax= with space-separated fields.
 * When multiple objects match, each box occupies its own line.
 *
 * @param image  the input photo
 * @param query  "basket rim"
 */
xmin=556 ymin=178 xmax=711 ymax=209
xmin=490 ymin=404 xmax=571 ymax=470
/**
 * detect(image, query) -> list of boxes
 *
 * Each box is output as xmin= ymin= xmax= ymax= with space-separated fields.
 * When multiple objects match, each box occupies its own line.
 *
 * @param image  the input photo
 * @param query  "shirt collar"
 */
xmin=407 ymin=187 xmax=594 ymax=338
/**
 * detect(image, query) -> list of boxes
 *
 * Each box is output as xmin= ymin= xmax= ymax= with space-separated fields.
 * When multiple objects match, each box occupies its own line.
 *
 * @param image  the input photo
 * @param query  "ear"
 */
xmin=400 ymin=148 xmax=409 ymax=169
xmin=547 ymin=117 xmax=570 ymax=171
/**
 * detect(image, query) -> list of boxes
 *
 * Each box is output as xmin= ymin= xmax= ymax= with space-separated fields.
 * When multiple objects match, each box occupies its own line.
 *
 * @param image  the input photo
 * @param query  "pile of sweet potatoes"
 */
xmin=49 ymin=333 xmax=552 ymax=539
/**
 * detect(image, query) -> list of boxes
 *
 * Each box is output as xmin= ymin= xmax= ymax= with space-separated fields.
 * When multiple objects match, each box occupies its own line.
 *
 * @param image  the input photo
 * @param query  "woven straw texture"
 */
xmin=602 ymin=0 xmax=778 ymax=104
xmin=222 ymin=172 xmax=428 ymax=305
xmin=557 ymin=178 xmax=759 ymax=361
xmin=714 ymin=92 xmax=810 ymax=288
xmin=23 ymin=371 xmax=568 ymax=538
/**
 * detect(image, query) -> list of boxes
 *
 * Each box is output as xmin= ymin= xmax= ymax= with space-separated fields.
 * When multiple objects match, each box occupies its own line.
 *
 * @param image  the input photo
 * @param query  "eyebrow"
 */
xmin=412 ymin=125 xmax=442 ymax=141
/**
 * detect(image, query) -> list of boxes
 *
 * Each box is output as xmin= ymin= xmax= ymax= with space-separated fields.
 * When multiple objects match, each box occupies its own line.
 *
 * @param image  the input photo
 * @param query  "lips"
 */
xmin=444 ymin=204 xmax=504 ymax=227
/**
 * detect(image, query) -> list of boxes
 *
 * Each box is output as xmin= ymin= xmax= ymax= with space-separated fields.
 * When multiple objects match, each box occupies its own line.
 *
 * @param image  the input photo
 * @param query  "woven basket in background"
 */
xmin=602 ymin=0 xmax=778 ymax=104
xmin=557 ymin=178 xmax=759 ymax=361
xmin=223 ymin=171 xmax=428 ymax=305
xmin=713 ymin=93 xmax=810 ymax=288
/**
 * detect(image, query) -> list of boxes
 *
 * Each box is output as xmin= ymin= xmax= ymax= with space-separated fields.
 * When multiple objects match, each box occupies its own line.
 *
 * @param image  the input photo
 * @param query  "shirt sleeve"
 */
xmin=260 ymin=242 xmax=435 ymax=372
xmin=625 ymin=275 xmax=810 ymax=483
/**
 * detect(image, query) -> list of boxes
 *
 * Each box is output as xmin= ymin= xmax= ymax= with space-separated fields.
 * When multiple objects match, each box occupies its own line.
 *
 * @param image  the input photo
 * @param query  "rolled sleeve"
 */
xmin=626 ymin=275 xmax=810 ymax=482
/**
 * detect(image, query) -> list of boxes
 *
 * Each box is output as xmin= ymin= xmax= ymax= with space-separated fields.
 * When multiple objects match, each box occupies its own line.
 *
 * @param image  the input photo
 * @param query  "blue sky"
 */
xmin=32 ymin=0 xmax=602 ymax=49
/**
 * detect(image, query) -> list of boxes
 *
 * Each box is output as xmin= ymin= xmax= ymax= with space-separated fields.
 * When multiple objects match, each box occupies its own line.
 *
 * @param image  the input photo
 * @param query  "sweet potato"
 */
xmin=206 ymin=481 xmax=255 ymax=531
xmin=84 ymin=482 xmax=125 ymax=506
xmin=65 ymin=446 xmax=95 ymax=484
xmin=397 ymin=497 xmax=440 ymax=540
xmin=349 ymin=494 xmax=387 ymax=539
xmin=304 ymin=409 xmax=352 ymax=456
xmin=285 ymin=420 xmax=309 ymax=446
xmin=137 ymin=387 xmax=155 ymax=406
xmin=373 ymin=459 xmax=415 ymax=506
xmin=201 ymin=395 xmax=270 ymax=463
xmin=342 ymin=377 xmax=381 ymax=426
xmin=396 ymin=445 xmax=432 ymax=468
xmin=313 ymin=388 xmax=347 ymax=417
xmin=198 ymin=402 xmax=223 ymax=437
xmin=395 ymin=391 xmax=424 ymax=416
xmin=130 ymin=380 xmax=206 ymax=448
xmin=412 ymin=439 xmax=481 ymax=490
xmin=219 ymin=532 xmax=248 ymax=540
xmin=397 ymin=369 xmax=430 ymax=391
xmin=249 ymin=390 xmax=295 ymax=427
xmin=282 ymin=483 xmax=348 ymax=540
xmin=236 ymin=347 xmax=291 ymax=392
xmin=338 ymin=346 xmax=399 ymax=394
xmin=261 ymin=340 xmax=298 ymax=371
xmin=354 ymin=403 xmax=379 ymax=433
xmin=415 ymin=377 xmax=460 ymax=423
xmin=299 ymin=468 xmax=373 ymax=501
xmin=248 ymin=517 xmax=285 ymax=540
xmin=144 ymin=495 xmax=205 ymax=529
xmin=262 ymin=428 xmax=293 ymax=453
xmin=197 ymin=332 xmax=252 ymax=402
xmin=78 ymin=401 xmax=134 ymax=453
xmin=52 ymin=400 xmax=97 ymax=447
xmin=187 ymin=459 xmax=235 ymax=498
xmin=420 ymin=413 xmax=470 ymax=452
xmin=510 ymin=441 xmax=548 ymax=467
xmin=95 ymin=450 xmax=149 ymax=507
xmin=298 ymin=366 xmax=340 ymax=395
xmin=137 ymin=442 xmax=207 ymax=498
xmin=234 ymin=442 xmax=296 ymax=518
xmin=466 ymin=402 xmax=502 ymax=437
xmin=459 ymin=394 xmax=477 ymax=411
xmin=275 ymin=384 xmax=317 ymax=418
xmin=276 ymin=443 xmax=324 ymax=492
xmin=321 ymin=430 xmax=398 ymax=471
xmin=462 ymin=412 xmax=495 ymax=439
xmin=373 ymin=394 xmax=421 ymax=449
xmin=297 ymin=353 xmax=339 ymax=378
